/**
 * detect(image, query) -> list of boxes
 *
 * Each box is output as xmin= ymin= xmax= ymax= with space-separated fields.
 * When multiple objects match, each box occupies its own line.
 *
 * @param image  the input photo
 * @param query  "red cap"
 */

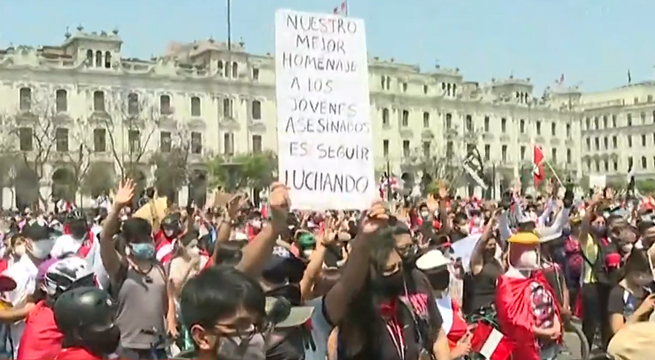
xmin=605 ymin=252 xmax=621 ymax=268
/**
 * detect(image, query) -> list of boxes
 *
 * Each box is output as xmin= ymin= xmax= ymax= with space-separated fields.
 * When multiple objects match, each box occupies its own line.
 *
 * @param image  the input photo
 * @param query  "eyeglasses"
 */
xmin=213 ymin=318 xmax=272 ymax=343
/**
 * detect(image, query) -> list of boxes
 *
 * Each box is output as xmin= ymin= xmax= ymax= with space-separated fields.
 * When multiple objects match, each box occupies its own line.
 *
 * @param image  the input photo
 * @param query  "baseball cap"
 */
xmin=265 ymin=297 xmax=314 ymax=328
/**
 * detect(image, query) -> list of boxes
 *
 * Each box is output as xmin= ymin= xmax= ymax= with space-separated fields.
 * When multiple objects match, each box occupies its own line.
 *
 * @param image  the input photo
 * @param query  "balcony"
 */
xmin=421 ymin=128 xmax=434 ymax=140
xmin=399 ymin=127 xmax=413 ymax=139
xmin=248 ymin=119 xmax=267 ymax=132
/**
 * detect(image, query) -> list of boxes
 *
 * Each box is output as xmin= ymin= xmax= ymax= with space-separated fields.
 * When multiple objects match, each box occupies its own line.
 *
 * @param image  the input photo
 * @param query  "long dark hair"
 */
xmin=337 ymin=227 xmax=440 ymax=358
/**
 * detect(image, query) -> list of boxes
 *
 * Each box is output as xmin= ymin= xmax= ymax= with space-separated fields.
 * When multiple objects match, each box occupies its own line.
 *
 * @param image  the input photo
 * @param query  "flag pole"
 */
xmin=543 ymin=160 xmax=564 ymax=187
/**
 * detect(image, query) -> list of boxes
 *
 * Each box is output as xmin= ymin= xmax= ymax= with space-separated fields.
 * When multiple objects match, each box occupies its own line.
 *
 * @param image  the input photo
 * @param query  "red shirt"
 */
xmin=53 ymin=347 xmax=103 ymax=360
xmin=17 ymin=301 xmax=63 ymax=360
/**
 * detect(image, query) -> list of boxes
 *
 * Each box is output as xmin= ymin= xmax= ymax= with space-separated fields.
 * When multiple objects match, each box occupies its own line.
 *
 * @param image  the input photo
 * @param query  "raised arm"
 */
xmin=100 ymin=179 xmax=135 ymax=279
xmin=236 ymin=183 xmax=288 ymax=277
xmin=323 ymin=201 xmax=387 ymax=325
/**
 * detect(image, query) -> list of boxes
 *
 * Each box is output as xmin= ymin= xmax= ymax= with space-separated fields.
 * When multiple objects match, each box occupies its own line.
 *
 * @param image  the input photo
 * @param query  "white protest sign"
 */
xmin=275 ymin=9 xmax=375 ymax=210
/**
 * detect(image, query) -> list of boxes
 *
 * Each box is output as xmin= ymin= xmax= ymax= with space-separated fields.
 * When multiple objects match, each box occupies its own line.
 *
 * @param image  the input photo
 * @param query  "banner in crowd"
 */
xmin=274 ymin=9 xmax=375 ymax=210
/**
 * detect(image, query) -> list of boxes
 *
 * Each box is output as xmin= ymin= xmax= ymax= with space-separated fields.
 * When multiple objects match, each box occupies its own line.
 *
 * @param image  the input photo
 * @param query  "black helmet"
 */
xmin=54 ymin=286 xmax=115 ymax=332
xmin=54 ymin=287 xmax=120 ymax=355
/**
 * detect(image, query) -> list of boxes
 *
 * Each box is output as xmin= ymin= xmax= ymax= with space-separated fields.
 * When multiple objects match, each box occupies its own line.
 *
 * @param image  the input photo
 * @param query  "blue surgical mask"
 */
xmin=129 ymin=242 xmax=155 ymax=259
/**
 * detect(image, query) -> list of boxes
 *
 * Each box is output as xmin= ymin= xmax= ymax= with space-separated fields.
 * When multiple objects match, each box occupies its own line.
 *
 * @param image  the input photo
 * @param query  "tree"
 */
xmin=4 ymin=87 xmax=65 ymax=206
xmin=208 ymin=151 xmax=277 ymax=191
xmin=151 ymin=125 xmax=192 ymax=201
xmin=99 ymin=89 xmax=161 ymax=179
xmin=637 ymin=179 xmax=655 ymax=194
xmin=80 ymin=162 xmax=115 ymax=197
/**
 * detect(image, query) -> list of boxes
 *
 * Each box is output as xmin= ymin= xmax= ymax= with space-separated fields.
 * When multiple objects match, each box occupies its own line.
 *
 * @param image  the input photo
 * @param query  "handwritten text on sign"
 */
xmin=275 ymin=9 xmax=375 ymax=210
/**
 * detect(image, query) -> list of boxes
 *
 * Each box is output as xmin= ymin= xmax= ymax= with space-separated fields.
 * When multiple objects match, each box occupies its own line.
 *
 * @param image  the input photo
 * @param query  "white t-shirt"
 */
xmin=49 ymin=226 xmax=109 ymax=289
xmin=1 ymin=254 xmax=39 ymax=356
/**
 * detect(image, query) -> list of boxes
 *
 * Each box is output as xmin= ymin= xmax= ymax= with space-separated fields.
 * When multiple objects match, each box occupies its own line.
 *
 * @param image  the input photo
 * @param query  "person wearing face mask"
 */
xmin=0 ymin=222 xmax=55 ymax=358
xmin=17 ymin=256 xmax=97 ymax=360
xmin=169 ymin=232 xmax=210 ymax=295
xmin=496 ymin=232 xmax=562 ymax=360
xmin=417 ymin=250 xmax=471 ymax=359
xmin=99 ymin=179 xmax=175 ymax=360
xmin=258 ymin=246 xmax=312 ymax=360
xmin=466 ymin=210 xmax=503 ymax=317
xmin=153 ymin=214 xmax=182 ymax=267
xmin=607 ymin=248 xmax=655 ymax=336
xmin=52 ymin=286 xmax=121 ymax=360
xmin=449 ymin=212 xmax=470 ymax=242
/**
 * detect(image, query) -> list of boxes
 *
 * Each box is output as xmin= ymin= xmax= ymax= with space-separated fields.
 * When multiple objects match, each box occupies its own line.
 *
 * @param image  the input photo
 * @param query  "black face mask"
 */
xmin=399 ymin=245 xmax=420 ymax=267
xmin=372 ymin=271 xmax=405 ymax=298
xmin=265 ymin=284 xmax=302 ymax=306
xmin=82 ymin=325 xmax=121 ymax=356
xmin=427 ymin=271 xmax=450 ymax=291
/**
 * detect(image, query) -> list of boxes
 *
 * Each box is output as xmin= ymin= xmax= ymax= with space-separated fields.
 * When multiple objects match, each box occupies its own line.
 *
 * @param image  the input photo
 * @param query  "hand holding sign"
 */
xmin=269 ymin=182 xmax=291 ymax=228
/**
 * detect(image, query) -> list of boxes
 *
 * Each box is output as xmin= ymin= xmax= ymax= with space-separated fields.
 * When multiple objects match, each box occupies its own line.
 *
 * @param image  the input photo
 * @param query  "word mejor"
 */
xmin=281 ymin=14 xmax=359 ymax=73
xmin=283 ymin=170 xmax=370 ymax=194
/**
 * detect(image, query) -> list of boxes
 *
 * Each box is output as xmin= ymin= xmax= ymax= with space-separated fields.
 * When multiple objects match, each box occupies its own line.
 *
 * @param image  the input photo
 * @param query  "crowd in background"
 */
xmin=0 ymin=178 xmax=653 ymax=360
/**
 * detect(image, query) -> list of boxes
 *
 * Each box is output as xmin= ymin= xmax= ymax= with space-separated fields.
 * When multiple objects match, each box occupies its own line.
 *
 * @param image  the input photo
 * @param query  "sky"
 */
xmin=0 ymin=0 xmax=653 ymax=94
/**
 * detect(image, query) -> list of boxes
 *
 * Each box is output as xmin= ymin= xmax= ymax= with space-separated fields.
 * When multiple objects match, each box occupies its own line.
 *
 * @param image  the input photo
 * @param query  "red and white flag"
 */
xmin=533 ymin=145 xmax=545 ymax=187
xmin=333 ymin=1 xmax=348 ymax=15
xmin=470 ymin=322 xmax=514 ymax=360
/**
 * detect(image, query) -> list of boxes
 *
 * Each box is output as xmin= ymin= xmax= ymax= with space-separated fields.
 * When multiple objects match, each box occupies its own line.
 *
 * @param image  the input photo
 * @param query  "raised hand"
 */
xmin=360 ymin=200 xmax=388 ymax=235
xmin=114 ymin=179 xmax=135 ymax=206
xmin=269 ymin=182 xmax=290 ymax=222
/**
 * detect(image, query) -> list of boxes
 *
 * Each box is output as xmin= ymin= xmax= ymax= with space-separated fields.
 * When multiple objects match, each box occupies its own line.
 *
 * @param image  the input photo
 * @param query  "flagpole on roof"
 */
xmin=226 ymin=0 xmax=232 ymax=51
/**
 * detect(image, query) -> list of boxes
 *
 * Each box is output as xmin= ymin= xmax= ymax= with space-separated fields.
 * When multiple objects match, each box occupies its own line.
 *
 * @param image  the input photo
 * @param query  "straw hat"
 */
xmin=507 ymin=232 xmax=540 ymax=245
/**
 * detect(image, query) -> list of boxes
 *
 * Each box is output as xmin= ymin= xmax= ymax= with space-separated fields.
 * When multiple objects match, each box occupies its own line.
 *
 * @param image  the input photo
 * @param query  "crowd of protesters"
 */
xmin=0 ymin=177 xmax=652 ymax=360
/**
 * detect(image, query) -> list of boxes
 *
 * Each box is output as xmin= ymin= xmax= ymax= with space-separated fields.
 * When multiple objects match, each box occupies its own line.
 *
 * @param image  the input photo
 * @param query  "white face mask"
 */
xmin=187 ymin=246 xmax=200 ymax=258
xmin=251 ymin=220 xmax=262 ymax=229
xmin=515 ymin=249 xmax=539 ymax=270
xmin=13 ymin=244 xmax=26 ymax=258
xmin=164 ymin=229 xmax=175 ymax=238
xmin=420 ymin=211 xmax=430 ymax=219
xmin=303 ymin=249 xmax=313 ymax=258
xmin=29 ymin=239 xmax=55 ymax=259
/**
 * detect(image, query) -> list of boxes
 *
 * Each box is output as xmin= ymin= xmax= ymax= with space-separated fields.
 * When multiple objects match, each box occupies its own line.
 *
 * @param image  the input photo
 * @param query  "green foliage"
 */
xmin=208 ymin=151 xmax=277 ymax=191
xmin=636 ymin=178 xmax=655 ymax=194
xmin=606 ymin=177 xmax=627 ymax=190
xmin=81 ymin=162 xmax=115 ymax=197
xmin=151 ymin=147 xmax=189 ymax=199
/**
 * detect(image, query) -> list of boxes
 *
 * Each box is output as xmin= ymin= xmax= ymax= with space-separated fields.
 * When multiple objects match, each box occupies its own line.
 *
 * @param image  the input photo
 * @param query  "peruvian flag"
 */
xmin=333 ymin=1 xmax=348 ymax=15
xmin=533 ymin=145 xmax=545 ymax=187
xmin=470 ymin=322 xmax=514 ymax=360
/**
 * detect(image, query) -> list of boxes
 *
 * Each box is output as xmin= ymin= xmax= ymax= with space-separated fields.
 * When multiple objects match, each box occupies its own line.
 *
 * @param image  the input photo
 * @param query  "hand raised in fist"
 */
xmin=360 ymin=200 xmax=389 ymax=235
xmin=269 ymin=182 xmax=291 ymax=226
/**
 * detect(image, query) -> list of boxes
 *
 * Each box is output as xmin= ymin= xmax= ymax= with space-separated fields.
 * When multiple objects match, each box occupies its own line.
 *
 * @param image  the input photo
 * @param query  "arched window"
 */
xmin=217 ymin=60 xmax=223 ymax=72
xmin=104 ymin=51 xmax=112 ymax=69
xmin=224 ymin=62 xmax=230 ymax=78
xmin=382 ymin=108 xmax=389 ymax=125
xmin=232 ymin=62 xmax=238 ymax=78
xmin=55 ymin=89 xmax=68 ymax=112
xmin=86 ymin=50 xmax=94 ymax=65
xmin=95 ymin=50 xmax=102 ymax=67
xmin=251 ymin=100 xmax=261 ymax=120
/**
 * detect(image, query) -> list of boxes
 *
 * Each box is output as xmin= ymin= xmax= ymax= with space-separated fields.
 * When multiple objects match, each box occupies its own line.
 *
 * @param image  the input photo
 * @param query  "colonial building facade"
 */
xmin=579 ymin=82 xmax=655 ymax=183
xmin=0 ymin=27 xmax=583 ymax=207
